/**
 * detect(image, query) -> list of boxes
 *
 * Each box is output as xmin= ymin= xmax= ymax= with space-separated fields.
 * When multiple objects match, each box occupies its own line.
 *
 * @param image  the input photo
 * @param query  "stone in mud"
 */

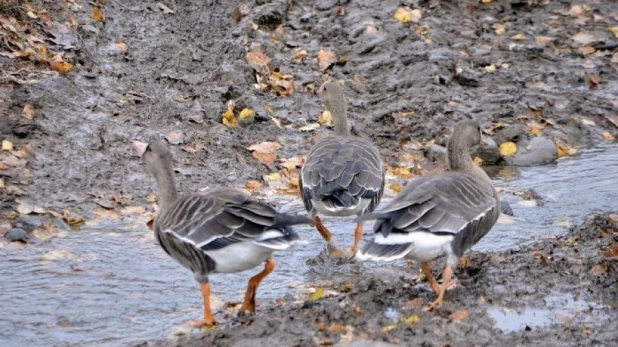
xmin=506 ymin=136 xmax=557 ymax=166
xmin=501 ymin=201 xmax=514 ymax=216
xmin=5 ymin=228 xmax=29 ymax=243
xmin=16 ymin=215 xmax=43 ymax=231
xmin=252 ymin=1 xmax=287 ymax=31
xmin=475 ymin=136 xmax=501 ymax=164
xmin=495 ymin=124 xmax=525 ymax=144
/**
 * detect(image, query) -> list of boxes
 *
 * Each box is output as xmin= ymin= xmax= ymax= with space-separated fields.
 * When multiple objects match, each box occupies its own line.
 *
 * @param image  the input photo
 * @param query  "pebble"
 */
xmin=507 ymin=136 xmax=557 ymax=166
xmin=16 ymin=215 xmax=43 ymax=231
xmin=5 ymin=228 xmax=29 ymax=243
xmin=500 ymin=201 xmax=514 ymax=216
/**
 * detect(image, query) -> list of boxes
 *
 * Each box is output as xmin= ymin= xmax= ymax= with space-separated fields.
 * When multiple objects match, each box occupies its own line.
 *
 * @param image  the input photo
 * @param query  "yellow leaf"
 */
xmin=263 ymin=172 xmax=282 ymax=181
xmin=602 ymin=131 xmax=615 ymax=141
xmin=245 ymin=180 xmax=262 ymax=190
xmin=239 ymin=108 xmax=255 ymax=120
xmin=317 ymin=49 xmax=337 ymax=71
xmin=50 ymin=61 xmax=73 ymax=74
xmin=473 ymin=156 xmax=484 ymax=166
xmin=381 ymin=325 xmax=397 ymax=332
xmin=309 ymin=287 xmax=324 ymax=301
xmin=493 ymin=24 xmax=505 ymax=35
xmin=403 ymin=314 xmax=420 ymax=324
xmin=390 ymin=182 xmax=404 ymax=194
xmin=393 ymin=7 xmax=421 ymax=23
xmin=608 ymin=27 xmax=618 ymax=38
xmin=92 ymin=5 xmax=104 ymax=22
xmin=554 ymin=139 xmax=578 ymax=157
xmin=247 ymin=141 xmax=281 ymax=166
xmin=222 ymin=107 xmax=236 ymax=128
xmin=499 ymin=142 xmax=517 ymax=156
xmin=484 ymin=64 xmax=496 ymax=73
xmin=529 ymin=127 xmax=543 ymax=136
xmin=512 ymin=33 xmax=526 ymax=41
xmin=318 ymin=110 xmax=333 ymax=125
xmin=2 ymin=140 xmax=13 ymax=151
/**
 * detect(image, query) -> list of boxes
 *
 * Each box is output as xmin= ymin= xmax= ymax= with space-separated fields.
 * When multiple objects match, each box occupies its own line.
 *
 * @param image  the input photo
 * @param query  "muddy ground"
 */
xmin=1 ymin=0 xmax=617 ymax=345
xmin=140 ymin=213 xmax=618 ymax=347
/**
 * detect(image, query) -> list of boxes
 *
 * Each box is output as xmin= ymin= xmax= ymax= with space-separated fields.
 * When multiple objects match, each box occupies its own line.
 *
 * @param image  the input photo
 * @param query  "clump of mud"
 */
xmin=143 ymin=213 xmax=617 ymax=347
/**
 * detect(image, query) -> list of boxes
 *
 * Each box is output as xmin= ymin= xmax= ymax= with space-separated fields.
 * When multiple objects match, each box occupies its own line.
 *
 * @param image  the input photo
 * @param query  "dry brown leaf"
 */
xmin=291 ymin=48 xmax=307 ymax=62
xmin=114 ymin=42 xmax=128 ymax=52
xmin=572 ymin=32 xmax=596 ymax=45
xmin=182 ymin=144 xmax=198 ymax=153
xmin=535 ymin=36 xmax=554 ymax=47
xmin=328 ymin=324 xmax=350 ymax=332
xmin=579 ymin=46 xmax=596 ymax=55
xmin=588 ymin=264 xmax=606 ymax=275
xmin=146 ymin=192 xmax=158 ymax=203
xmin=450 ymin=309 xmax=469 ymax=322
xmin=246 ymin=49 xmax=270 ymax=71
xmin=317 ymin=49 xmax=337 ymax=71
xmin=493 ymin=24 xmax=505 ymax=35
xmin=391 ymin=182 xmax=404 ymax=194
xmin=32 ymin=224 xmax=59 ymax=241
xmin=248 ymin=141 xmax=281 ymax=166
xmin=62 ymin=210 xmax=84 ymax=228
xmin=92 ymin=5 xmax=104 ymax=23
xmin=165 ymin=131 xmax=185 ymax=145
xmin=50 ymin=61 xmax=73 ymax=74
xmin=280 ymin=156 xmax=304 ymax=171
xmin=245 ymin=180 xmax=262 ymax=190
xmin=22 ymin=104 xmax=35 ymax=120
xmin=602 ymin=131 xmax=615 ymax=141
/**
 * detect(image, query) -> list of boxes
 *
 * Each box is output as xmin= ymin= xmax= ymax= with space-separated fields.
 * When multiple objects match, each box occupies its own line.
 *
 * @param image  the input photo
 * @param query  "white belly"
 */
xmin=374 ymin=232 xmax=454 ymax=262
xmin=313 ymin=198 xmax=371 ymax=217
xmin=206 ymin=241 xmax=274 ymax=274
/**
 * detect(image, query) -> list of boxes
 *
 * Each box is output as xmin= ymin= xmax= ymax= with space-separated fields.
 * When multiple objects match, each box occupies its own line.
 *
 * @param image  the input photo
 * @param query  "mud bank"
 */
xmin=142 ymin=212 xmax=617 ymax=347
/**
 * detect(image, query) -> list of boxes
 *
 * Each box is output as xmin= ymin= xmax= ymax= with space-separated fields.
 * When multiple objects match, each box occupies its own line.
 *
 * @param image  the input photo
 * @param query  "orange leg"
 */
xmin=421 ymin=261 xmax=440 ymax=294
xmin=350 ymin=222 xmax=363 ymax=254
xmin=426 ymin=265 xmax=453 ymax=311
xmin=189 ymin=283 xmax=216 ymax=327
xmin=313 ymin=216 xmax=333 ymax=242
xmin=239 ymin=258 xmax=275 ymax=315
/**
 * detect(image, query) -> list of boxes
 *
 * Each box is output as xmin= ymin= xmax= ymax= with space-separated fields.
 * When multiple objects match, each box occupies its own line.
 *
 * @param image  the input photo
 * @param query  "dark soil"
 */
xmin=142 ymin=213 xmax=617 ymax=347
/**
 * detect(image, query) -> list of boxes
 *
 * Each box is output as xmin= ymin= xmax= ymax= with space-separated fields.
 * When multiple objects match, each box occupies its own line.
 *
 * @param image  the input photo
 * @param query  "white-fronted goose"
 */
xmin=356 ymin=120 xmax=500 ymax=309
xmin=133 ymin=141 xmax=311 ymax=326
xmin=299 ymin=81 xmax=385 ymax=255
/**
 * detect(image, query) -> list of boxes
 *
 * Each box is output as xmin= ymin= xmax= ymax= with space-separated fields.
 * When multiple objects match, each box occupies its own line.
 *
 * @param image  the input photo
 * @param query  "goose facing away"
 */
xmin=132 ymin=141 xmax=311 ymax=326
xmin=299 ymin=81 xmax=385 ymax=255
xmin=356 ymin=120 xmax=500 ymax=309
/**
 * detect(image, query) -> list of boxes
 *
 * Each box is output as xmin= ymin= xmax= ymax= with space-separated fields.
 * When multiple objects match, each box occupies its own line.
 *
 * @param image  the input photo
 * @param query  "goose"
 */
xmin=356 ymin=120 xmax=500 ymax=309
xmin=132 ymin=140 xmax=311 ymax=326
xmin=299 ymin=81 xmax=385 ymax=255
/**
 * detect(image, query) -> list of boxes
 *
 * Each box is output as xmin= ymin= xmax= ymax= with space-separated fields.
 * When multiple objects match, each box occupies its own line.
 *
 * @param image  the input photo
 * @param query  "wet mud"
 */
xmin=144 ymin=213 xmax=617 ymax=347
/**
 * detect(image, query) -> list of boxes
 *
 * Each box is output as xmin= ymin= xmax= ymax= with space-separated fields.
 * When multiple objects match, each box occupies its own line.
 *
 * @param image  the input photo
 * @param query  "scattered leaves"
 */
xmin=499 ymin=142 xmax=517 ymax=156
xmin=248 ymin=141 xmax=281 ymax=166
xmin=91 ymin=5 xmax=104 ymax=23
xmin=393 ymin=7 xmax=421 ymax=23
xmin=222 ymin=104 xmax=236 ymax=128
xmin=317 ymin=49 xmax=337 ymax=71
xmin=239 ymin=108 xmax=255 ymax=120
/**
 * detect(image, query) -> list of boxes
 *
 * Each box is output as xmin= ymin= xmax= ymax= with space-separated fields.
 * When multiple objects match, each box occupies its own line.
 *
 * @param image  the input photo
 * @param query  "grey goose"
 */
xmin=133 ymin=140 xmax=311 ymax=326
xmin=356 ymin=120 xmax=500 ymax=309
xmin=299 ymin=81 xmax=385 ymax=255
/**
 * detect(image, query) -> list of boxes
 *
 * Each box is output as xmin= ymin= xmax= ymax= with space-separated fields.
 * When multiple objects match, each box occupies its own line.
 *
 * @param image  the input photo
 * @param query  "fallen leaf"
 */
xmin=608 ymin=27 xmax=618 ymax=38
xmin=450 ymin=309 xmax=469 ymax=322
xmin=493 ymin=24 xmax=505 ymax=35
xmin=22 ymin=104 xmax=35 ymax=120
xmin=569 ymin=5 xmax=583 ymax=17
xmin=2 ymin=140 xmax=13 ymax=151
xmin=239 ymin=108 xmax=255 ymax=120
xmin=245 ymin=180 xmax=262 ymax=190
xmin=393 ymin=7 xmax=421 ymax=23
xmin=32 ymin=224 xmax=59 ymax=241
xmin=222 ymin=106 xmax=236 ymax=128
xmin=391 ymin=182 xmax=404 ymax=194
xmin=579 ymin=46 xmax=596 ymax=55
xmin=484 ymin=64 xmax=497 ymax=73
xmin=381 ymin=325 xmax=397 ymax=332
xmin=328 ymin=324 xmax=349 ymax=332
xmin=280 ymin=156 xmax=304 ymax=171
xmin=263 ymin=172 xmax=281 ymax=181
xmin=317 ymin=49 xmax=337 ymax=71
xmin=182 ymin=144 xmax=198 ymax=153
xmin=146 ymin=192 xmax=158 ymax=203
xmin=246 ymin=49 xmax=270 ymax=71
xmin=309 ymin=287 xmax=324 ymax=300
xmin=0 ymin=178 xmax=4 ymax=189
xmin=403 ymin=314 xmax=420 ymax=324
xmin=114 ymin=42 xmax=128 ymax=52
xmin=512 ymin=33 xmax=526 ymax=41
xmin=50 ymin=61 xmax=73 ymax=74
xmin=535 ymin=36 xmax=554 ymax=47
xmin=318 ymin=110 xmax=333 ymax=125
xmin=554 ymin=138 xmax=578 ymax=157
xmin=572 ymin=32 xmax=596 ymax=45
xmin=604 ymin=244 xmax=618 ymax=257
xmin=291 ymin=48 xmax=307 ymax=62
xmin=62 ymin=210 xmax=84 ymax=228
xmin=91 ymin=5 xmax=104 ymax=22
xmin=588 ymin=264 xmax=606 ymax=275
xmin=157 ymin=3 xmax=175 ymax=14
xmin=499 ymin=142 xmax=517 ymax=156
xmin=602 ymin=132 xmax=615 ymax=141
xmin=299 ymin=123 xmax=320 ymax=132
xmin=248 ymin=141 xmax=281 ymax=166
xmin=165 ymin=131 xmax=185 ymax=145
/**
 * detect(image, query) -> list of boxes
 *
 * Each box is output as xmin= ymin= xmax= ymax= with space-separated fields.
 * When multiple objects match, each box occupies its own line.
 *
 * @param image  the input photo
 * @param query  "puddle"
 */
xmin=488 ymin=293 xmax=609 ymax=332
xmin=1 ymin=146 xmax=617 ymax=345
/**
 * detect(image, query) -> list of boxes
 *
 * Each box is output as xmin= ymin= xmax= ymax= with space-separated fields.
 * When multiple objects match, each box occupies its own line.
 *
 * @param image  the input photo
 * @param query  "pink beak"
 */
xmin=132 ymin=141 xmax=148 ymax=157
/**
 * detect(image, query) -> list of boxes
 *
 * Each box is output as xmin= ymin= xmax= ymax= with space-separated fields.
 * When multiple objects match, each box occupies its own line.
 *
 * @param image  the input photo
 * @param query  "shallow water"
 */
xmin=1 ymin=146 xmax=616 ymax=346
